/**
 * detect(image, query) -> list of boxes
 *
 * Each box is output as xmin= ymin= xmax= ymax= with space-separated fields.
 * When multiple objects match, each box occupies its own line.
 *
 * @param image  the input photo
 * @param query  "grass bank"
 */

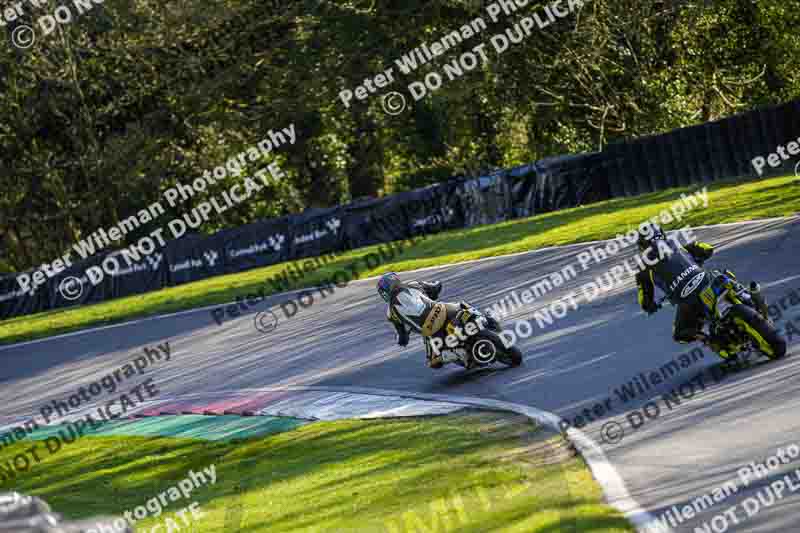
xmin=2 ymin=175 xmax=798 ymax=345
xmin=0 ymin=412 xmax=634 ymax=532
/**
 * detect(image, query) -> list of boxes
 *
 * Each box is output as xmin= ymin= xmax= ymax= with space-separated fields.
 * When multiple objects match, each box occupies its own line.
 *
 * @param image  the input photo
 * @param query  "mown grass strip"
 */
xmin=0 ymin=412 xmax=634 ymax=532
xmin=2 ymin=175 xmax=798 ymax=345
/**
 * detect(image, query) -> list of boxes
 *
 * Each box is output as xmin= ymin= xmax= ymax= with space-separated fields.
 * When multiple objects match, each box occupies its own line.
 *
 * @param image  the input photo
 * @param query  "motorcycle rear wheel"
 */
xmin=473 ymin=331 xmax=522 ymax=367
xmin=728 ymin=304 xmax=787 ymax=360
xmin=502 ymin=345 xmax=523 ymax=367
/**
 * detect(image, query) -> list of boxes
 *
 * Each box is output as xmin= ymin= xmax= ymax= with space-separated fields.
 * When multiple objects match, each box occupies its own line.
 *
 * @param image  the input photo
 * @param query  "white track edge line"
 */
xmin=221 ymin=385 xmax=670 ymax=533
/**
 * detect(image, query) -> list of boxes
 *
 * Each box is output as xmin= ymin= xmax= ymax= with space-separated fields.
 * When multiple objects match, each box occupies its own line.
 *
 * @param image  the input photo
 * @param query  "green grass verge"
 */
xmin=2 ymin=175 xmax=798 ymax=345
xmin=0 ymin=412 xmax=633 ymax=532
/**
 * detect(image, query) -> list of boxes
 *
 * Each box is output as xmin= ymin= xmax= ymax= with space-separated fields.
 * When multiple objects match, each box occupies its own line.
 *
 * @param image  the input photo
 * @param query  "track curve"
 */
xmin=2 ymin=217 xmax=799 ymax=532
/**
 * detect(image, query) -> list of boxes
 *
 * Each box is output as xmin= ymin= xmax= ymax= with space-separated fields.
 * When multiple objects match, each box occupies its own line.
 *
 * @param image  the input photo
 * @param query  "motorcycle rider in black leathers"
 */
xmin=377 ymin=272 xmax=463 ymax=368
xmin=634 ymin=223 xmax=727 ymax=354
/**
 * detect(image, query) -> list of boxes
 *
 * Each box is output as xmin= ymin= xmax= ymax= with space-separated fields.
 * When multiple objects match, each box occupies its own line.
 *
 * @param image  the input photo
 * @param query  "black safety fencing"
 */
xmin=1 ymin=99 xmax=797 ymax=320
xmin=600 ymin=98 xmax=800 ymax=196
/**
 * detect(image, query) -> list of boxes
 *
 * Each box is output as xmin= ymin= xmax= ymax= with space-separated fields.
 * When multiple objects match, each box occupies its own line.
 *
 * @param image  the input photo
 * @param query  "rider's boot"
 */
xmin=427 ymin=352 xmax=459 ymax=369
xmin=425 ymin=340 xmax=444 ymax=369
xmin=698 ymin=331 xmax=732 ymax=359
xmin=427 ymin=355 xmax=444 ymax=369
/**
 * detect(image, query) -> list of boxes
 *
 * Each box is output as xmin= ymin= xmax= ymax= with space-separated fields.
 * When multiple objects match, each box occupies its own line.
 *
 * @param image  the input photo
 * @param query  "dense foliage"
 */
xmin=1 ymin=0 xmax=798 ymax=272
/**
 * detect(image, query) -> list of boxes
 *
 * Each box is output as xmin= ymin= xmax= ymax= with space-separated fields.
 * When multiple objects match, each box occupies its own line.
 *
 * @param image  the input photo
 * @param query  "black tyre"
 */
xmin=502 ymin=345 xmax=523 ymax=367
xmin=474 ymin=330 xmax=522 ymax=367
xmin=728 ymin=304 xmax=787 ymax=360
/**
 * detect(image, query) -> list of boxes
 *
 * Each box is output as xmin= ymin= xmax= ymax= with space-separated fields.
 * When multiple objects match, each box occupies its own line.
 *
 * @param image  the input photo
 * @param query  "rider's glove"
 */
xmin=398 ymin=330 xmax=410 ymax=347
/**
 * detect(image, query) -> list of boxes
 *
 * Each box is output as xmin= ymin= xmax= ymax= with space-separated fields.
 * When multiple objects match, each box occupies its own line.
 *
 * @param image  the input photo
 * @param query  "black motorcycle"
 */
xmin=658 ymin=268 xmax=786 ymax=361
xmin=423 ymin=303 xmax=523 ymax=369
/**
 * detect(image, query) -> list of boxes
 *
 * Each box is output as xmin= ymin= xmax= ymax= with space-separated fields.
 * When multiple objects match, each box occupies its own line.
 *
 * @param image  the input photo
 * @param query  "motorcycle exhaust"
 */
xmin=749 ymin=281 xmax=770 ymax=320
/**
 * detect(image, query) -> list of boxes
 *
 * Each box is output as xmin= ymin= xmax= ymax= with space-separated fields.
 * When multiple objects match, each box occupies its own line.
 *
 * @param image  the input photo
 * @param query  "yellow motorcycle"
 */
xmin=659 ymin=269 xmax=786 ymax=361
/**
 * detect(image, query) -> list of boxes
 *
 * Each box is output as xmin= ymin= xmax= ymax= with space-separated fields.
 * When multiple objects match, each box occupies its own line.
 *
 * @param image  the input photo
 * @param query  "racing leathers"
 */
xmin=636 ymin=239 xmax=715 ymax=343
xmin=385 ymin=280 xmax=460 ymax=368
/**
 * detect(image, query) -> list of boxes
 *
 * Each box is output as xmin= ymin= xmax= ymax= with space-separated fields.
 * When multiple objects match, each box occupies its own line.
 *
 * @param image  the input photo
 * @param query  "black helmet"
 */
xmin=637 ymin=222 xmax=665 ymax=251
xmin=377 ymin=272 xmax=400 ymax=302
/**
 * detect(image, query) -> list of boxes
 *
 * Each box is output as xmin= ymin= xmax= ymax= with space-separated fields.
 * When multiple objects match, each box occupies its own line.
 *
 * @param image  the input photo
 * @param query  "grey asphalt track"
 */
xmin=1 ymin=217 xmax=799 ymax=532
